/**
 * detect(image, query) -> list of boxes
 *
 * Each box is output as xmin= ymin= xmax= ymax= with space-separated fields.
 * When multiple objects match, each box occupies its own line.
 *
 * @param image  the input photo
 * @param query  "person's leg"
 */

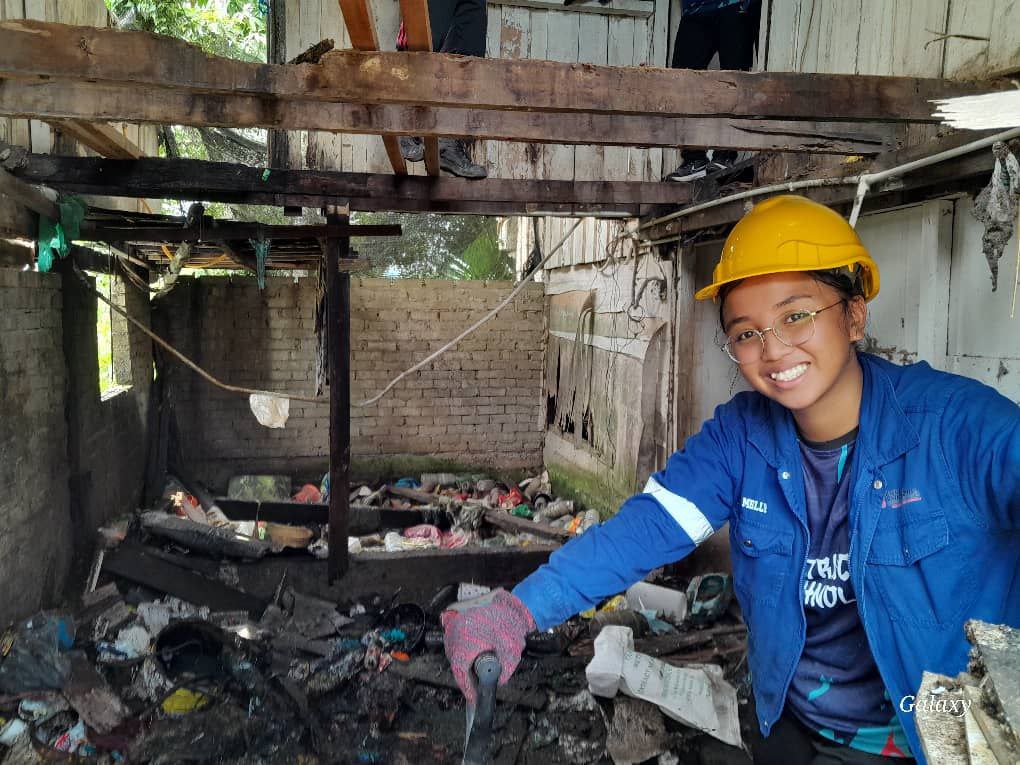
xmin=438 ymin=0 xmax=486 ymax=56
xmin=667 ymin=11 xmax=719 ymax=172
xmin=750 ymin=708 xmax=817 ymax=765
xmin=712 ymin=0 xmax=762 ymax=165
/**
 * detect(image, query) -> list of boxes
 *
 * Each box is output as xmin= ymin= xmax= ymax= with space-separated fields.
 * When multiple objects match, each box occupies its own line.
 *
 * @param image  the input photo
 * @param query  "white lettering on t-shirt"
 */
xmin=803 ymin=553 xmax=855 ymax=609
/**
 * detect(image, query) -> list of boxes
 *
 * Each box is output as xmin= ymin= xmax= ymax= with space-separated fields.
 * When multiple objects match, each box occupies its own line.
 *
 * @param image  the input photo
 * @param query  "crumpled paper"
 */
xmin=585 ymin=625 xmax=741 ymax=748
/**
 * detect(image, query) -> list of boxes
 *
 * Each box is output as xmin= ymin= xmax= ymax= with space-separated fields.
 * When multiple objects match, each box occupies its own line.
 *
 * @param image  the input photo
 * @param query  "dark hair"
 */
xmin=717 ymin=268 xmax=865 ymax=331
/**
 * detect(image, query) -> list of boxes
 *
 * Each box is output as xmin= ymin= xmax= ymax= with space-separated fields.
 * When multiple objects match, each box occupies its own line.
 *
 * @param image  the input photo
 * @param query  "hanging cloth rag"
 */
xmin=971 ymin=141 xmax=1020 ymax=290
xmin=249 ymin=237 xmax=270 ymax=289
xmin=37 ymin=197 xmax=87 ymax=272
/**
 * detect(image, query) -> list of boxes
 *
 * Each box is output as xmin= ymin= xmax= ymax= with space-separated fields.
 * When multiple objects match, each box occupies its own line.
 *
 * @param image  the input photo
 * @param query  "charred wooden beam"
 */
xmin=76 ymin=219 xmax=402 ymax=243
xmin=217 ymin=239 xmax=259 ymax=273
xmin=0 ymin=79 xmax=898 ymax=155
xmin=0 ymin=21 xmax=987 ymax=123
xmin=326 ymin=210 xmax=352 ymax=582
xmin=14 ymin=155 xmax=690 ymax=213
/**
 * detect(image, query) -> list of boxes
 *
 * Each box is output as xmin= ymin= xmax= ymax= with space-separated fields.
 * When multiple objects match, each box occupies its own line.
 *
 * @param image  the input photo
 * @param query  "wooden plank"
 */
xmin=334 ymin=0 xmax=406 ymax=175
xmin=942 ymin=0 xmax=993 ymax=79
xmin=487 ymin=0 xmax=654 ymax=18
xmin=337 ymin=0 xmax=377 ymax=48
xmin=543 ymin=10 xmax=579 ymax=180
xmin=0 ymin=20 xmax=985 ymax=123
xmin=497 ymin=5 xmax=531 ymax=180
xmin=79 ymin=220 xmax=401 ymax=243
xmin=13 ymin=155 xmax=696 ymax=208
xmin=484 ymin=508 xmax=572 ymax=540
xmin=574 ymin=12 xmax=608 ymax=181
xmin=0 ymin=165 xmax=57 ymax=218
xmin=48 ymin=118 xmax=144 ymax=158
xmin=0 ymin=79 xmax=899 ymax=154
xmin=399 ymin=0 xmax=438 ymax=176
xmin=605 ymin=15 xmax=635 ymax=181
xmin=103 ymin=545 xmax=270 ymax=617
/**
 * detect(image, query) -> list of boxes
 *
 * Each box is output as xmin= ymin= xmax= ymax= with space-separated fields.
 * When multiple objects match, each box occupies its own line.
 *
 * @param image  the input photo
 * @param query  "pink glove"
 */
xmin=441 ymin=589 xmax=536 ymax=705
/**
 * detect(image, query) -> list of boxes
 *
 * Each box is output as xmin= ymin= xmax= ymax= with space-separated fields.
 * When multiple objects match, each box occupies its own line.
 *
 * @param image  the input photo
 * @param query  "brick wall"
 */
xmin=157 ymin=276 xmax=546 ymax=488
xmin=0 ymin=269 xmax=72 ymax=624
xmin=0 ymin=267 xmax=152 ymax=625
xmin=62 ymin=269 xmax=152 ymax=584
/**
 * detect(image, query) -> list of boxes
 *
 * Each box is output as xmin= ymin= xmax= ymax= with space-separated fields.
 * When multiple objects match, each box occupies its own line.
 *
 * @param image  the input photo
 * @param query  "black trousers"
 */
xmin=427 ymin=0 xmax=487 ymax=56
xmin=671 ymin=0 xmax=761 ymax=162
xmin=751 ymin=707 xmax=915 ymax=765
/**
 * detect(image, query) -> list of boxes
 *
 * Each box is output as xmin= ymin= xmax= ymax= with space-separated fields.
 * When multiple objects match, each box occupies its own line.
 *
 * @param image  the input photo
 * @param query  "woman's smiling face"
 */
xmin=720 ymin=271 xmax=867 ymax=414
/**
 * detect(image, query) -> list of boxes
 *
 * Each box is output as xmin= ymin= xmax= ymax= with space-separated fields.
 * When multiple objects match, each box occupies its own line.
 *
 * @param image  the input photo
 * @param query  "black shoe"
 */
xmin=439 ymin=139 xmax=487 ymax=179
xmin=400 ymin=136 xmax=424 ymax=162
xmin=665 ymin=157 xmax=724 ymax=182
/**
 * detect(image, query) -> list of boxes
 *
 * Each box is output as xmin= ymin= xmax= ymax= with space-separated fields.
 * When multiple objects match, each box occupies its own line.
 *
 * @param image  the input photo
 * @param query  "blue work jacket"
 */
xmin=514 ymin=353 xmax=1019 ymax=762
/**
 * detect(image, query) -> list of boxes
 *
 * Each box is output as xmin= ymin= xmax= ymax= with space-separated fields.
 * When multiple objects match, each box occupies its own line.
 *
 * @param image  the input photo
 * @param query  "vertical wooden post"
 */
xmin=267 ymin=0 xmax=287 ymax=149
xmin=326 ymin=211 xmax=352 ymax=581
xmin=671 ymin=243 xmax=697 ymax=452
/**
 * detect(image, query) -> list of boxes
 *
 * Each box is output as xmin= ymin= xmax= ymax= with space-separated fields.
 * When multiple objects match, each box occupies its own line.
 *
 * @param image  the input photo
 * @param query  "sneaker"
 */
xmin=665 ymin=157 xmax=716 ymax=182
xmin=399 ymin=136 xmax=424 ymax=163
xmin=439 ymin=139 xmax=487 ymax=179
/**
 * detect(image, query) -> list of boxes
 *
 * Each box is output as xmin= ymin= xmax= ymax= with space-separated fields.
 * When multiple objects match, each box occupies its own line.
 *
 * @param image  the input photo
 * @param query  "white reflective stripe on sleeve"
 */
xmin=642 ymin=475 xmax=714 ymax=544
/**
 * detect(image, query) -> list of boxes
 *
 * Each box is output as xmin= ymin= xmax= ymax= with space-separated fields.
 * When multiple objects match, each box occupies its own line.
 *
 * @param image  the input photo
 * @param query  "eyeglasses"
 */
xmin=722 ymin=301 xmax=844 ymax=364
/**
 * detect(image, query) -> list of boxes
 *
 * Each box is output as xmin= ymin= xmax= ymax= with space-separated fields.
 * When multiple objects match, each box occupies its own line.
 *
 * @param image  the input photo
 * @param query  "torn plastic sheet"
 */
xmin=585 ymin=625 xmax=741 ymax=748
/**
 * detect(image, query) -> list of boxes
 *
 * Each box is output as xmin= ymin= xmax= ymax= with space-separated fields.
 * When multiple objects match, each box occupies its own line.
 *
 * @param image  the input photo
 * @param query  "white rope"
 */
xmin=355 ymin=218 xmax=583 ymax=407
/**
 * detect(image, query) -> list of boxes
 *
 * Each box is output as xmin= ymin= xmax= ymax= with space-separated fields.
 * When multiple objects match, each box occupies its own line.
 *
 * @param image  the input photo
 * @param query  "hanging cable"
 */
xmin=72 ymin=261 xmax=326 ymax=404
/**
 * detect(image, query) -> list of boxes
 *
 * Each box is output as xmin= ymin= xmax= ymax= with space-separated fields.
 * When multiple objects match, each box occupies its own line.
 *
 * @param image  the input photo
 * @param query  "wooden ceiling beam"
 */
xmin=11 ymin=154 xmax=692 ymax=214
xmin=47 ymin=118 xmax=145 ymax=159
xmin=0 ymin=79 xmax=898 ymax=155
xmin=0 ymin=20 xmax=991 ymax=123
xmin=77 ymin=219 xmax=403 ymax=243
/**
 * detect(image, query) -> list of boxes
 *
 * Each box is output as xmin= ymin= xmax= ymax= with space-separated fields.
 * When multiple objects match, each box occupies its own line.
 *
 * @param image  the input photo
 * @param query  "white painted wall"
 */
xmin=763 ymin=0 xmax=1020 ymax=78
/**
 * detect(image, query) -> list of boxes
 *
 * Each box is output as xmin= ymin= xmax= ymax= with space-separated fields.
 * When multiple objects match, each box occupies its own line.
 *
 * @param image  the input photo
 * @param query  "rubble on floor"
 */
xmin=154 ymin=470 xmax=601 ymax=563
xmin=0 ymin=560 xmax=750 ymax=762
xmin=914 ymin=621 xmax=1020 ymax=765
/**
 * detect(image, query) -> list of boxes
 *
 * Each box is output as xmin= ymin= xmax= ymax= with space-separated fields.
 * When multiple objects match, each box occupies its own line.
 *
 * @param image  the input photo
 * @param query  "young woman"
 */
xmin=441 ymin=195 xmax=1019 ymax=764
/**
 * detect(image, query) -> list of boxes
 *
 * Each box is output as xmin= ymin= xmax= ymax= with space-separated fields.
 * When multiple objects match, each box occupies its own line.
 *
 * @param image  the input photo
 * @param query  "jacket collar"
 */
xmin=748 ymin=353 xmax=920 ymax=469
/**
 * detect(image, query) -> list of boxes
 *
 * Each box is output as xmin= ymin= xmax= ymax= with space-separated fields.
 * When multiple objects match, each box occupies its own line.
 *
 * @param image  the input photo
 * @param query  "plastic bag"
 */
xmin=0 ymin=612 xmax=76 ymax=693
xmin=249 ymin=393 xmax=290 ymax=428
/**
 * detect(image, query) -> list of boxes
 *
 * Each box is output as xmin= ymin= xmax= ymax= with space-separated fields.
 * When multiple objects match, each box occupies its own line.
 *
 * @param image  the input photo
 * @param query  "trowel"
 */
xmin=462 ymin=651 xmax=500 ymax=765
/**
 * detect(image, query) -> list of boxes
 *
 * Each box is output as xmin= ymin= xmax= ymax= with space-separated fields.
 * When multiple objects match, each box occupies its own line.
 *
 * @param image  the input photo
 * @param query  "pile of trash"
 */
xmin=0 ymin=568 xmax=750 ymax=763
xmin=144 ymin=470 xmax=596 ymax=563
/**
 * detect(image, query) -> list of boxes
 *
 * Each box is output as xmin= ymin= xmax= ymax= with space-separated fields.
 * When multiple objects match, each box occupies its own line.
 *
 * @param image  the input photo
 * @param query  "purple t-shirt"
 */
xmin=786 ymin=428 xmax=912 ymax=757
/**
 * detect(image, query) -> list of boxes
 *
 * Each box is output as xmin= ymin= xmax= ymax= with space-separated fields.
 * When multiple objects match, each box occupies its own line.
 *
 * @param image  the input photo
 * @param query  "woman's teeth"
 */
xmin=770 ymin=363 xmax=808 ymax=383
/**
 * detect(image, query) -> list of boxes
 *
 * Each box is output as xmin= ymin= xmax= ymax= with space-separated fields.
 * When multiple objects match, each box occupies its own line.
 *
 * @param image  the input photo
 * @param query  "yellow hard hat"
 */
xmin=694 ymin=195 xmax=880 ymax=302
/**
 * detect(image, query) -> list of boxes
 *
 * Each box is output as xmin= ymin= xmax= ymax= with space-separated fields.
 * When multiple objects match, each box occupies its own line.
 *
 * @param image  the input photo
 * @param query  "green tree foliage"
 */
xmin=353 ymin=213 xmax=514 ymax=280
xmin=106 ymin=0 xmax=266 ymax=61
